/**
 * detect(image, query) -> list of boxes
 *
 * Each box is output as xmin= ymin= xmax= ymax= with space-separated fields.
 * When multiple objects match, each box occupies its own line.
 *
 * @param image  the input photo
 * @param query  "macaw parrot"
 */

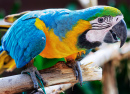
xmin=0 ymin=6 xmax=127 ymax=93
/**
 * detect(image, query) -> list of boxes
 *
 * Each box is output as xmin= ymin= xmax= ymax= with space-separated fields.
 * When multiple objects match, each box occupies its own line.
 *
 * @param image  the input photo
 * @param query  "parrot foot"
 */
xmin=21 ymin=67 xmax=46 ymax=94
xmin=67 ymin=61 xmax=83 ymax=86
xmin=73 ymin=61 xmax=83 ymax=86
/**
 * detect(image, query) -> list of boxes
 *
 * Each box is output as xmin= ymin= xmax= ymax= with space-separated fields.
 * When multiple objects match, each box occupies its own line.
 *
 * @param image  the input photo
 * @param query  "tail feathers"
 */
xmin=0 ymin=25 xmax=10 ymax=32
xmin=0 ymin=51 xmax=8 ymax=69
xmin=0 ymin=51 xmax=16 ymax=74
xmin=4 ymin=11 xmax=30 ymax=23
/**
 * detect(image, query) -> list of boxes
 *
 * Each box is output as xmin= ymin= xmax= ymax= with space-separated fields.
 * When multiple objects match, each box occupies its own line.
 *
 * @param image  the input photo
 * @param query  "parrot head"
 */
xmin=77 ymin=6 xmax=127 ymax=49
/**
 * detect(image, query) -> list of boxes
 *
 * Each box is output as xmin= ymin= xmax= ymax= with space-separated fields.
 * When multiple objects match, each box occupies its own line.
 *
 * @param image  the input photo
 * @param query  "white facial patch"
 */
xmin=86 ymin=15 xmax=124 ymax=42
xmin=86 ymin=28 xmax=110 ymax=42
xmin=112 ymin=15 xmax=123 ymax=26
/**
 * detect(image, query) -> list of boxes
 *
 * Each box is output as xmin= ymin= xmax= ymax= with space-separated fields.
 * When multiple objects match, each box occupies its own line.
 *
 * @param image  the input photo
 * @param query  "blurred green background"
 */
xmin=0 ymin=0 xmax=130 ymax=94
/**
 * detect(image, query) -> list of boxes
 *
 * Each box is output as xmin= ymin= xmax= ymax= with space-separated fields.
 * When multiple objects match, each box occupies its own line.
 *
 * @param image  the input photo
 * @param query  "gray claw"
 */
xmin=30 ymin=71 xmax=39 ymax=89
xmin=73 ymin=61 xmax=83 ymax=86
xmin=21 ymin=67 xmax=45 ymax=89
xmin=73 ymin=65 xmax=78 ymax=80
xmin=35 ymin=71 xmax=45 ymax=85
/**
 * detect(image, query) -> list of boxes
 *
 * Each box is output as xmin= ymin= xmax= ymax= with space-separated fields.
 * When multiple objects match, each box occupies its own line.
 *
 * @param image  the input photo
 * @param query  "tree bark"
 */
xmin=0 ymin=61 xmax=102 ymax=94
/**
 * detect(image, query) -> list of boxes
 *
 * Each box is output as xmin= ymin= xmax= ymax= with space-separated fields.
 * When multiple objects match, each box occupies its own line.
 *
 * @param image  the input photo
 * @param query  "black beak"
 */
xmin=104 ymin=19 xmax=127 ymax=47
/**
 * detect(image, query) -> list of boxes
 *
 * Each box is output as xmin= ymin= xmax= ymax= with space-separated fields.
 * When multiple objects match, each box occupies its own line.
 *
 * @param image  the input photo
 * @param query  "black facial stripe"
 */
xmin=104 ymin=16 xmax=113 ymax=22
xmin=105 ymin=17 xmax=108 ymax=22
xmin=77 ymin=30 xmax=101 ymax=49
xmin=92 ymin=22 xmax=112 ymax=30
xmin=105 ymin=22 xmax=111 ymax=24
xmin=92 ymin=24 xmax=111 ymax=27
xmin=92 ymin=23 xmax=110 ymax=25
xmin=91 ymin=23 xmax=98 ymax=25
xmin=92 ymin=25 xmax=112 ymax=30
xmin=92 ymin=23 xmax=111 ymax=26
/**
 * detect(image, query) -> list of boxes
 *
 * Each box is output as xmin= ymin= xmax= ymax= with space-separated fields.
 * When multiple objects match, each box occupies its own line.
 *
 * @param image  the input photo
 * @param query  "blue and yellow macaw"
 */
xmin=0 ymin=6 xmax=127 ymax=93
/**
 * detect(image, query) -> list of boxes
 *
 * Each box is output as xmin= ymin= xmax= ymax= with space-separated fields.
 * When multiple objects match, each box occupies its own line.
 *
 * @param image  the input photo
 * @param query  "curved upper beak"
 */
xmin=104 ymin=19 xmax=127 ymax=47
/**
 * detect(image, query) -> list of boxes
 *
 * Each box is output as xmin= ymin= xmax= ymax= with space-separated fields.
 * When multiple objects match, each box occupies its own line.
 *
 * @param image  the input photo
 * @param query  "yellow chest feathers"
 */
xmin=35 ymin=18 xmax=91 ymax=58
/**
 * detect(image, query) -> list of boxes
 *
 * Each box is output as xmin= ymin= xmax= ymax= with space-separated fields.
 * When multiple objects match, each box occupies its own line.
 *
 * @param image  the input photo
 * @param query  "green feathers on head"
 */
xmin=87 ymin=6 xmax=122 ymax=21
xmin=100 ymin=6 xmax=122 ymax=17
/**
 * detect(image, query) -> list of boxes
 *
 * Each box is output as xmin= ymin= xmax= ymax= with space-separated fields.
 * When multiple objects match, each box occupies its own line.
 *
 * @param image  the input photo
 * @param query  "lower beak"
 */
xmin=104 ymin=19 xmax=127 ymax=47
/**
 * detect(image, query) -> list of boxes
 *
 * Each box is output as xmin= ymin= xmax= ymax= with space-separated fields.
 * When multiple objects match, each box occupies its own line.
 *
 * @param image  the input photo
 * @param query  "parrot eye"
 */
xmin=98 ymin=17 xmax=104 ymax=23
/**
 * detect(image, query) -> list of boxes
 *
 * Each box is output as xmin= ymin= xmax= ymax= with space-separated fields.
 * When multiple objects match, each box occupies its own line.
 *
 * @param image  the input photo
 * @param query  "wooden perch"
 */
xmin=0 ymin=42 xmax=129 ymax=94
xmin=0 ymin=61 xmax=102 ymax=94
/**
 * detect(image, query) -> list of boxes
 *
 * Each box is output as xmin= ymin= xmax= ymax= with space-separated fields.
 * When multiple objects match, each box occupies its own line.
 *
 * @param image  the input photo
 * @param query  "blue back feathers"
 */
xmin=21 ymin=7 xmax=103 ymax=39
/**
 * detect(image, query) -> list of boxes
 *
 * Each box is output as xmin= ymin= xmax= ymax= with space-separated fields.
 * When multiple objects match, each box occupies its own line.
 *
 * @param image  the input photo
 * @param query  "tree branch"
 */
xmin=0 ymin=61 xmax=102 ymax=94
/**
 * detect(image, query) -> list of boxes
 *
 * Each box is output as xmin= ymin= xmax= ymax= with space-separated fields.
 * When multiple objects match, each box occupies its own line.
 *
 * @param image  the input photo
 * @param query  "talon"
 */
xmin=21 ymin=67 xmax=46 ymax=93
xmin=73 ymin=61 xmax=83 ymax=86
xmin=73 ymin=65 xmax=78 ymax=80
xmin=34 ymin=83 xmax=39 ymax=89
xmin=76 ymin=61 xmax=83 ymax=86
xmin=66 ymin=60 xmax=83 ymax=86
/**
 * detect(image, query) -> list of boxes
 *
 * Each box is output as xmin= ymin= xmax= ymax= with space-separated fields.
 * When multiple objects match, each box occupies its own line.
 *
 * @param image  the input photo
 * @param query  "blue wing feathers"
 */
xmin=2 ymin=18 xmax=46 ymax=68
xmin=0 ymin=46 xmax=3 ymax=53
